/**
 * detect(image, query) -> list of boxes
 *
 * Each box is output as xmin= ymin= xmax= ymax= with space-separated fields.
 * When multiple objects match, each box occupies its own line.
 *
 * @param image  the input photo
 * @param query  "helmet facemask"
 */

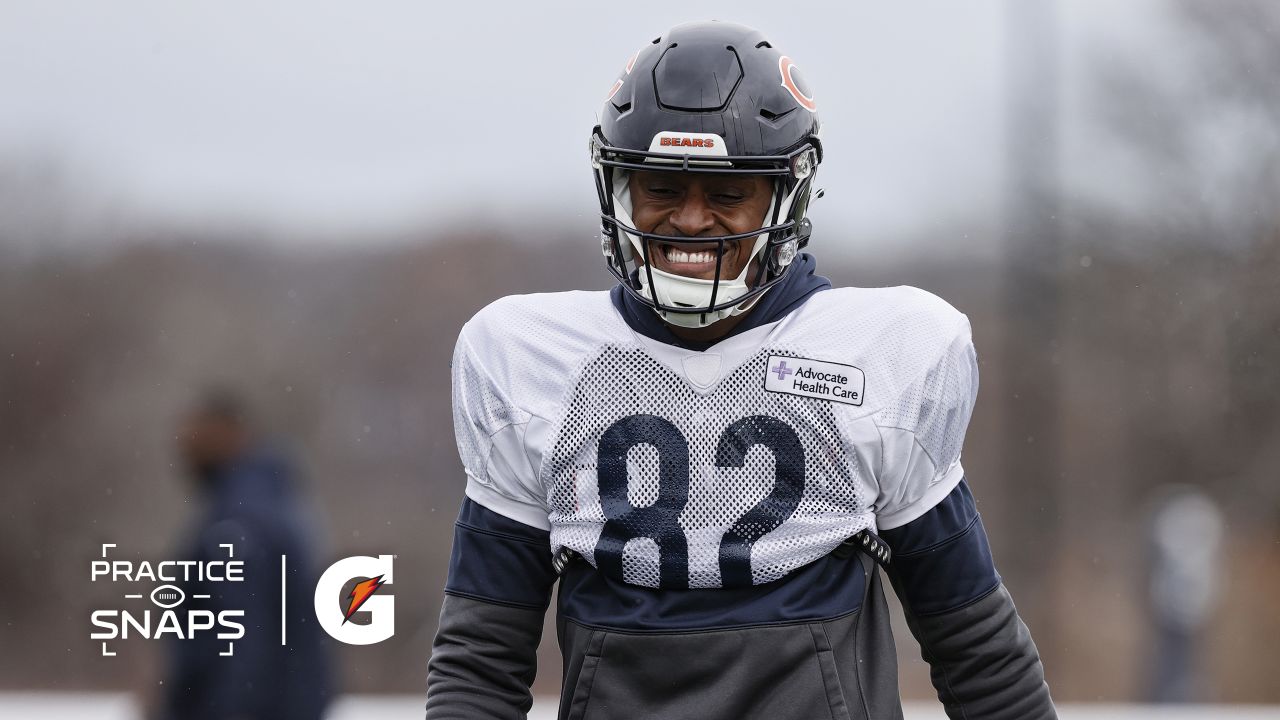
xmin=593 ymin=130 xmax=819 ymax=329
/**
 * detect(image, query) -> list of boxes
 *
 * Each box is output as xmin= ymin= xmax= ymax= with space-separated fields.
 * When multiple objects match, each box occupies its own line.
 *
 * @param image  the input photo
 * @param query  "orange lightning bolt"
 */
xmin=342 ymin=575 xmax=385 ymax=624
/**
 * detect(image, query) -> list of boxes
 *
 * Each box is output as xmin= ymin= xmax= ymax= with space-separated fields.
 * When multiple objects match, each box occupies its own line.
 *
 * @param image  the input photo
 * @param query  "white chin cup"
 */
xmin=637 ymin=235 xmax=768 ymax=328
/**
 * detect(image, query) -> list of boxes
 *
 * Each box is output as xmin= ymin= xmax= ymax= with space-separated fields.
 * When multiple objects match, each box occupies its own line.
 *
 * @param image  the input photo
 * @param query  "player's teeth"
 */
xmin=664 ymin=247 xmax=715 ymax=264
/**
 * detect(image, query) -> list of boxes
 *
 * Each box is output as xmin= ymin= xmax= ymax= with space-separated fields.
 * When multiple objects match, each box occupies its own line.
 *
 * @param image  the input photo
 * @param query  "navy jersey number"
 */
xmin=596 ymin=415 xmax=690 ymax=588
xmin=715 ymin=415 xmax=805 ymax=586
xmin=593 ymin=413 xmax=805 ymax=588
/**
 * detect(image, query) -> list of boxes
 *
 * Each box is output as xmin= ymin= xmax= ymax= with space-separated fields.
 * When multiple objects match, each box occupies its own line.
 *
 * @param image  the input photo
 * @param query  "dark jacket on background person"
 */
xmin=162 ymin=445 xmax=334 ymax=720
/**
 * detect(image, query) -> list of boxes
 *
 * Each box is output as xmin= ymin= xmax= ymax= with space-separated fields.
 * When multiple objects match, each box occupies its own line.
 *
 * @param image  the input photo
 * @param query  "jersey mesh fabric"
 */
xmin=451 ymin=286 xmax=977 ymax=590
xmin=545 ymin=343 xmax=865 ymax=589
xmin=872 ymin=328 xmax=977 ymax=479
xmin=451 ymin=332 xmax=530 ymax=492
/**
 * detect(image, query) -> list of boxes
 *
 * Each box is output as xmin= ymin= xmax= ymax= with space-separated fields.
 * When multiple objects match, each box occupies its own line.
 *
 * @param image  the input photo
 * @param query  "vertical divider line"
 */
xmin=281 ymin=554 xmax=288 ymax=646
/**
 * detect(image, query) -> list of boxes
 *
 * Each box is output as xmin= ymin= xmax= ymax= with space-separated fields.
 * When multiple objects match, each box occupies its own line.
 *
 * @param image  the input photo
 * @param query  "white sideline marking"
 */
xmin=281 ymin=554 xmax=288 ymax=646
xmin=1 ymin=693 xmax=1277 ymax=719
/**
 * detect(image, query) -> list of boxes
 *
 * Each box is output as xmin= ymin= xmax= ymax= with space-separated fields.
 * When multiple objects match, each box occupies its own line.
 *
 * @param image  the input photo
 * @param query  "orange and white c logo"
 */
xmin=778 ymin=56 xmax=816 ymax=112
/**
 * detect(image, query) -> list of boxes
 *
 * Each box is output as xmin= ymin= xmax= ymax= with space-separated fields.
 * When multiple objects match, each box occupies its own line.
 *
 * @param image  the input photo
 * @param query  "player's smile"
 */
xmin=652 ymin=239 xmax=745 ymax=280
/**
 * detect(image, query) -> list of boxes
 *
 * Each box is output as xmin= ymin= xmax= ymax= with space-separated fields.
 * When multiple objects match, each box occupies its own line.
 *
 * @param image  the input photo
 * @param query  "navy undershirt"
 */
xmin=608 ymin=252 xmax=832 ymax=351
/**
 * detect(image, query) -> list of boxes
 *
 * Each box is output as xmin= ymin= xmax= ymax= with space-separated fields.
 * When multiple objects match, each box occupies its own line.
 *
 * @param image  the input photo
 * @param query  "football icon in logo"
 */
xmin=150 ymin=584 xmax=186 ymax=609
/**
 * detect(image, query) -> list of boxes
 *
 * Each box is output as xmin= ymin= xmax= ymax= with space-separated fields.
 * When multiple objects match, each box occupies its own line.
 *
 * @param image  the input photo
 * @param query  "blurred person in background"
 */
xmin=1145 ymin=487 xmax=1224 ymax=703
xmin=159 ymin=388 xmax=334 ymax=720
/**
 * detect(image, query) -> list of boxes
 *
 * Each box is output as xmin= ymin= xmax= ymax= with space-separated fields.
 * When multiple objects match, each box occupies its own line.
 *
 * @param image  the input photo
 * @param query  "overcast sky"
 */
xmin=0 ymin=0 xmax=1174 ymax=253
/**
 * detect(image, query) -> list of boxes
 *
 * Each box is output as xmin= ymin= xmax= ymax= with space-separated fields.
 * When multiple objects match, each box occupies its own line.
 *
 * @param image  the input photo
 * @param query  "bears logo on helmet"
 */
xmin=778 ymin=56 xmax=817 ymax=112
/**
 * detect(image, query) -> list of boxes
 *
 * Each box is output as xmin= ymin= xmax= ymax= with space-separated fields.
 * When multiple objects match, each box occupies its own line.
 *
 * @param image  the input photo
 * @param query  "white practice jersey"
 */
xmin=451 ymin=286 xmax=978 ymax=590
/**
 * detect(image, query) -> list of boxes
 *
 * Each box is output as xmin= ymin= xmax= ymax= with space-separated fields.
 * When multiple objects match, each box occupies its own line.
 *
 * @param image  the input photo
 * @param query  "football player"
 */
xmin=426 ymin=21 xmax=1056 ymax=720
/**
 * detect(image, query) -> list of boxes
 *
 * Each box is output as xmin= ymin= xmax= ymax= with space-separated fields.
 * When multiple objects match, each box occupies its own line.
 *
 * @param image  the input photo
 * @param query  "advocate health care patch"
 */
xmin=764 ymin=355 xmax=865 ymax=406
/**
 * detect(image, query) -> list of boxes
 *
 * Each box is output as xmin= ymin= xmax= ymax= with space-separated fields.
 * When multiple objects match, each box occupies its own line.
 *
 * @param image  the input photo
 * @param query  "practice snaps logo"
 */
xmin=90 ymin=543 xmax=245 ymax=657
xmin=314 ymin=554 xmax=395 ymax=645
xmin=90 ymin=543 xmax=397 ymax=655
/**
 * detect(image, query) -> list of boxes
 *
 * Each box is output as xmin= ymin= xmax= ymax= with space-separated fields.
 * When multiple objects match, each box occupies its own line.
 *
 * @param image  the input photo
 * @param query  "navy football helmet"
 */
xmin=591 ymin=21 xmax=823 ymax=328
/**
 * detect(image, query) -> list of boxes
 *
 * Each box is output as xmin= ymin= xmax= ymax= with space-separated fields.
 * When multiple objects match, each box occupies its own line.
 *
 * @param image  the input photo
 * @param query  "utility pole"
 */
xmin=1002 ymin=0 xmax=1062 ymax=640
